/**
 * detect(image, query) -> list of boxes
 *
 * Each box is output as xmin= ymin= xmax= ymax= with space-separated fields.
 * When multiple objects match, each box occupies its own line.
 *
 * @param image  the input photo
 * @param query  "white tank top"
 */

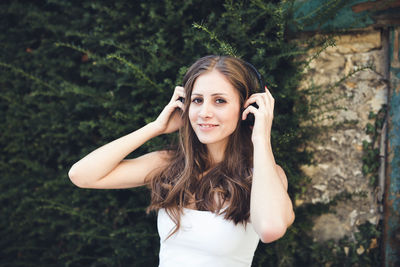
xmin=157 ymin=208 xmax=260 ymax=267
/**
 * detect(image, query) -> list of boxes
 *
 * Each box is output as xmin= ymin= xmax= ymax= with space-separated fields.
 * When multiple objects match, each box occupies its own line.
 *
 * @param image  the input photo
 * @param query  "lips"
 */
xmin=198 ymin=123 xmax=218 ymax=130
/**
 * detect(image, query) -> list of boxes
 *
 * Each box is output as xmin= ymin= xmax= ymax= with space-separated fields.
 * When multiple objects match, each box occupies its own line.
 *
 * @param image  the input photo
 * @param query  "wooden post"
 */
xmin=383 ymin=26 xmax=400 ymax=267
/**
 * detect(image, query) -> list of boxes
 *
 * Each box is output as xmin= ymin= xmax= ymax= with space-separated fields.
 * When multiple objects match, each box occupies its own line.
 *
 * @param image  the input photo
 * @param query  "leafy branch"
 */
xmin=193 ymin=22 xmax=238 ymax=57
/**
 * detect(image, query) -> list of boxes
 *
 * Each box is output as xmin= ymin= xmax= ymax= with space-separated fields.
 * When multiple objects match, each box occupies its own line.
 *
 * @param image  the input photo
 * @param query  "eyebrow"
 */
xmin=191 ymin=93 xmax=228 ymax=97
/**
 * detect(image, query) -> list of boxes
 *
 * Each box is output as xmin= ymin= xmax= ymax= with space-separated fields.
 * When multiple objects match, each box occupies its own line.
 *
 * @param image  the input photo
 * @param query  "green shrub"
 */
xmin=0 ymin=0 xmax=380 ymax=266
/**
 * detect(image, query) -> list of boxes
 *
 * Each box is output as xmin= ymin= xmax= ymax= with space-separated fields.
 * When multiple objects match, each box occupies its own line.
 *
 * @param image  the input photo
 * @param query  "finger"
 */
xmin=242 ymin=105 xmax=259 ymax=120
xmin=176 ymin=87 xmax=186 ymax=100
xmin=262 ymin=91 xmax=274 ymax=111
xmin=264 ymin=86 xmax=275 ymax=101
xmin=175 ymin=99 xmax=184 ymax=110
xmin=257 ymin=94 xmax=267 ymax=109
xmin=162 ymin=102 xmax=183 ymax=121
xmin=171 ymin=87 xmax=186 ymax=103
xmin=175 ymin=86 xmax=184 ymax=95
xmin=244 ymin=93 xmax=261 ymax=108
xmin=244 ymin=94 xmax=266 ymax=110
xmin=174 ymin=86 xmax=184 ymax=95
xmin=264 ymin=87 xmax=274 ymax=99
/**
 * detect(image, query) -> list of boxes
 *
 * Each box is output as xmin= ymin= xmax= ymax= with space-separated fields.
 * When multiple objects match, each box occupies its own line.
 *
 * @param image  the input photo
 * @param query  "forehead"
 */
xmin=192 ymin=70 xmax=238 ymax=97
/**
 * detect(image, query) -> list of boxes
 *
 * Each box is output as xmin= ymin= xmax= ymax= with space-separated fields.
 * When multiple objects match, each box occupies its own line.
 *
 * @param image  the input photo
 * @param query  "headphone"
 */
xmin=242 ymin=60 xmax=265 ymax=126
xmin=244 ymin=61 xmax=265 ymax=93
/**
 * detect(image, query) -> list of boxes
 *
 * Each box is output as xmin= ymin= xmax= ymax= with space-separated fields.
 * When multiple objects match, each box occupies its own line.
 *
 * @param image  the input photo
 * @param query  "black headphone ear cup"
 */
xmin=243 ymin=112 xmax=255 ymax=126
xmin=243 ymin=60 xmax=263 ymax=126
xmin=243 ymin=61 xmax=264 ymax=94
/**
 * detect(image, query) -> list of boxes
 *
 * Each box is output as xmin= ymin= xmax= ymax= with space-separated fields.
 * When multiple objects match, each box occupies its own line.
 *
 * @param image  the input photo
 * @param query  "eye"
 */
xmin=215 ymin=98 xmax=226 ymax=104
xmin=192 ymin=97 xmax=203 ymax=104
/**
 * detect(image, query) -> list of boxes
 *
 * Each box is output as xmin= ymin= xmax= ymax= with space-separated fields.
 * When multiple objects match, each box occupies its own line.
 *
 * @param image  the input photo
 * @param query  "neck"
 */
xmin=206 ymin=142 xmax=226 ymax=164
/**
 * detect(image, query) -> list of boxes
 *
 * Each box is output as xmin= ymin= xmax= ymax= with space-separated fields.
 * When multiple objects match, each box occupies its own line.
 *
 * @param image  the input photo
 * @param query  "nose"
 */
xmin=199 ymin=101 xmax=213 ymax=118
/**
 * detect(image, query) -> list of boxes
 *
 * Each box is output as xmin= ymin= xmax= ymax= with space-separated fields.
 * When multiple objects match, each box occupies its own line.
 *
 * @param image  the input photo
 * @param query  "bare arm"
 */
xmin=68 ymin=86 xmax=185 ymax=189
xmin=250 ymin=144 xmax=294 ymax=243
xmin=243 ymin=87 xmax=295 ymax=243
xmin=69 ymin=123 xmax=165 ymax=189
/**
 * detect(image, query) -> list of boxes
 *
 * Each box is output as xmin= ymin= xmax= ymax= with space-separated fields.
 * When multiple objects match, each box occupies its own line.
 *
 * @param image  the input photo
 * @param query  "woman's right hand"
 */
xmin=153 ymin=86 xmax=185 ymax=134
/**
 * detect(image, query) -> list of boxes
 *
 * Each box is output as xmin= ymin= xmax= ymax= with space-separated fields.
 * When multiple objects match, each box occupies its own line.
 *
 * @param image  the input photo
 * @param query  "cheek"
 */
xmin=188 ymin=106 xmax=197 ymax=123
xmin=219 ymin=109 xmax=240 ymax=131
xmin=226 ymin=107 xmax=241 ymax=123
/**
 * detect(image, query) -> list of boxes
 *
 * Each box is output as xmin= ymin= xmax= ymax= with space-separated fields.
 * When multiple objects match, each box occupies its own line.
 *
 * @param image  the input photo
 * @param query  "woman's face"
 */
xmin=189 ymin=69 xmax=241 ymax=151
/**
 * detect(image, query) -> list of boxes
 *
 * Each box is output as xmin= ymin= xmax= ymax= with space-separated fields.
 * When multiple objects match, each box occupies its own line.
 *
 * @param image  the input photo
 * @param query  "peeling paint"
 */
xmin=292 ymin=0 xmax=375 ymax=31
xmin=292 ymin=0 xmax=400 ymax=31
xmin=384 ymin=26 xmax=400 ymax=267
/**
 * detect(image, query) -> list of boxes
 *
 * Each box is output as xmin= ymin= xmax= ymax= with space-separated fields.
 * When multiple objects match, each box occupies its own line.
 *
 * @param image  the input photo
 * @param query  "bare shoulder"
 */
xmin=124 ymin=150 xmax=172 ymax=175
xmin=276 ymin=164 xmax=288 ymax=190
xmin=137 ymin=149 xmax=171 ymax=162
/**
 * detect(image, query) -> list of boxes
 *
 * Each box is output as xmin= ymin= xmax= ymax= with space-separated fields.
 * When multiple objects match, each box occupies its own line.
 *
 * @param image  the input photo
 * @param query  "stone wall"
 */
xmin=297 ymin=29 xmax=387 ymax=242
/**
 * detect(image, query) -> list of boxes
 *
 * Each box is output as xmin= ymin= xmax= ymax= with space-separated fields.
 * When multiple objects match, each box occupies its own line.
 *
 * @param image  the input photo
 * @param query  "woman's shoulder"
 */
xmin=143 ymin=149 xmax=180 ymax=172
xmin=140 ymin=150 xmax=173 ymax=165
xmin=154 ymin=149 xmax=175 ymax=161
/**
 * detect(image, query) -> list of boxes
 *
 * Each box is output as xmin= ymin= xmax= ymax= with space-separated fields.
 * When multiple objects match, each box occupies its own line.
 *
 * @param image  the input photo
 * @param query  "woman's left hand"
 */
xmin=242 ymin=86 xmax=274 ymax=144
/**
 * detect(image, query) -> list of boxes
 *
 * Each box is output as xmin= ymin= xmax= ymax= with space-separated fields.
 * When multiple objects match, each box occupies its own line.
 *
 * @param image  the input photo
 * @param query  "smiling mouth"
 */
xmin=198 ymin=123 xmax=218 ymax=128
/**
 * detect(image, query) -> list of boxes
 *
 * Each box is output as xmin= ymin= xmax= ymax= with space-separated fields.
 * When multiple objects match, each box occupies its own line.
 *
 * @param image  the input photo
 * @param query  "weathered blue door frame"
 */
xmin=385 ymin=25 xmax=400 ymax=267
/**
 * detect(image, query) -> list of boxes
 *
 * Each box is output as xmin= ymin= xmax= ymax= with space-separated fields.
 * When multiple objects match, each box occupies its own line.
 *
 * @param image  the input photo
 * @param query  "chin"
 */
xmin=196 ymin=137 xmax=216 ymax=145
xmin=195 ymin=134 xmax=229 ymax=147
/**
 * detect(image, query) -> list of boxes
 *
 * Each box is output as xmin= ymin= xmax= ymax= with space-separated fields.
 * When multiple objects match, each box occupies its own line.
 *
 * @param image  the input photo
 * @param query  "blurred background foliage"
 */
xmin=0 ymin=0 xmax=379 ymax=266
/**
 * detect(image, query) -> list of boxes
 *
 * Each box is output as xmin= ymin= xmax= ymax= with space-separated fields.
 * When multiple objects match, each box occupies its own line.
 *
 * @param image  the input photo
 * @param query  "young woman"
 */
xmin=68 ymin=55 xmax=295 ymax=267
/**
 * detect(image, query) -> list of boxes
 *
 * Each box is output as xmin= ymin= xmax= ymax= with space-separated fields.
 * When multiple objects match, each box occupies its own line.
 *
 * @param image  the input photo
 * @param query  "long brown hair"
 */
xmin=146 ymin=55 xmax=260 ymax=236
